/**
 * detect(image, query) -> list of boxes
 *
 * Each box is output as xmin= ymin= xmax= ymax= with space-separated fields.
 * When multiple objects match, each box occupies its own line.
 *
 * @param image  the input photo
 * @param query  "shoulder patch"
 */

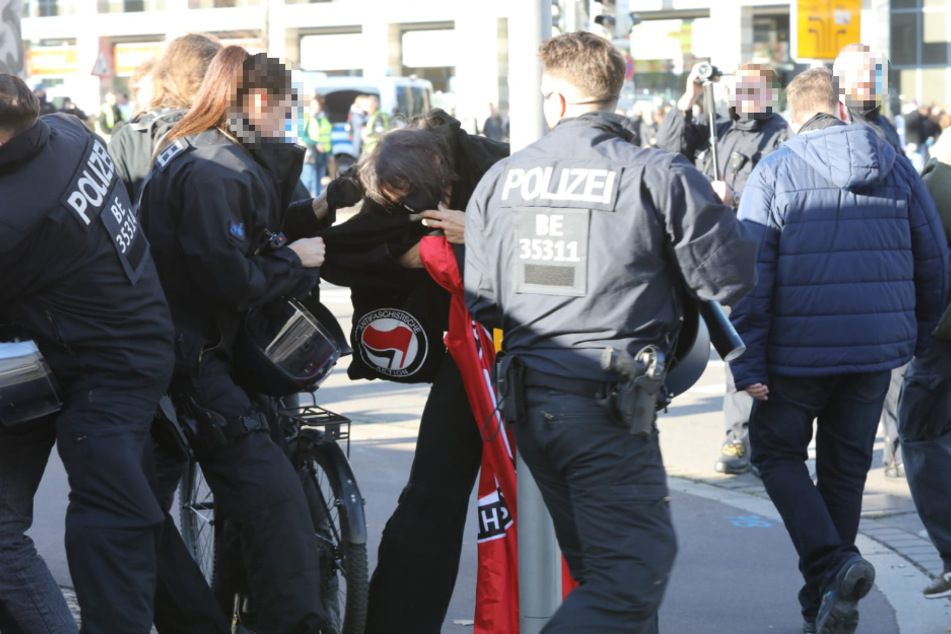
xmin=155 ymin=138 xmax=188 ymax=171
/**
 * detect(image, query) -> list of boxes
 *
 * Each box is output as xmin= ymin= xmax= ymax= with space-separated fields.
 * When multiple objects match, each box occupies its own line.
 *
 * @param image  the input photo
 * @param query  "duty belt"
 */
xmin=522 ymin=367 xmax=614 ymax=399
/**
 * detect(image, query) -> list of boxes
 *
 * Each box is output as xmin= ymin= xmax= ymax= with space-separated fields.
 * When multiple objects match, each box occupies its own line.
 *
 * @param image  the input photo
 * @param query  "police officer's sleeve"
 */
xmin=463 ymin=168 xmax=502 ymax=330
xmin=727 ymin=160 xmax=780 ymax=389
xmin=654 ymin=107 xmax=708 ymax=163
xmin=906 ymin=164 xmax=950 ymax=355
xmin=176 ymin=171 xmax=318 ymax=311
xmin=656 ymin=156 xmax=757 ymax=306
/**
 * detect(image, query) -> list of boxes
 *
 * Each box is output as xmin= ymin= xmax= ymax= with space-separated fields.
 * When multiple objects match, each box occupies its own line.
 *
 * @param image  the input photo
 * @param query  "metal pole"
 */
xmin=507 ymin=4 xmax=562 ymax=634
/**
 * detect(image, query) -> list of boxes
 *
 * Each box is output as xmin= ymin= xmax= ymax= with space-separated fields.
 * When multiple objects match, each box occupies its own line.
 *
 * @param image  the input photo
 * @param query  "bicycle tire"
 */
xmin=179 ymin=458 xmax=217 ymax=586
xmin=293 ymin=429 xmax=369 ymax=634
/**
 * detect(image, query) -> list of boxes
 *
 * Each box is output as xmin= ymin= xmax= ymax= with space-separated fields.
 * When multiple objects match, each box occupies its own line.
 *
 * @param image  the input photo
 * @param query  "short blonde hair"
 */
xmin=538 ymin=31 xmax=625 ymax=104
xmin=786 ymin=68 xmax=838 ymax=122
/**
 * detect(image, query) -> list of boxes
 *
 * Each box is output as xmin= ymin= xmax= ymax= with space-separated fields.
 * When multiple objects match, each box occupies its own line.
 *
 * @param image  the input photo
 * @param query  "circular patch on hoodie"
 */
xmin=354 ymin=309 xmax=429 ymax=379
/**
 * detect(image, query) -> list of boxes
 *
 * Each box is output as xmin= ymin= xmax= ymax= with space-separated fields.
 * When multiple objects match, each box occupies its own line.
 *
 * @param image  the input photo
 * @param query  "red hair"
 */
xmin=164 ymin=45 xmax=249 ymax=145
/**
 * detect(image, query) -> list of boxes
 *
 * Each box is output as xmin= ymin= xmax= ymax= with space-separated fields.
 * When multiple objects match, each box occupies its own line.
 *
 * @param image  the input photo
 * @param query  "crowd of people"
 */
xmin=1 ymin=28 xmax=950 ymax=634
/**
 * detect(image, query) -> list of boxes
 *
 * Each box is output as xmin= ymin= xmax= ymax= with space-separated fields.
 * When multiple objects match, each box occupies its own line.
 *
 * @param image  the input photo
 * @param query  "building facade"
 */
xmin=20 ymin=0 xmax=950 ymax=124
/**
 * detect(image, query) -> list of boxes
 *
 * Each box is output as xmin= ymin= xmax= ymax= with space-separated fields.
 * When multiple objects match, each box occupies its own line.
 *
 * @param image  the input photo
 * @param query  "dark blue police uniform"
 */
xmin=140 ymin=127 xmax=329 ymax=634
xmin=0 ymin=114 xmax=175 ymax=632
xmin=465 ymin=111 xmax=758 ymax=633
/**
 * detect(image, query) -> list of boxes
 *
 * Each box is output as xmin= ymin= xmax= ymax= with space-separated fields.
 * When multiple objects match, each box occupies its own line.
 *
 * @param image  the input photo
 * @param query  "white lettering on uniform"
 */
xmin=501 ymin=169 xmax=523 ymax=201
xmin=67 ymin=192 xmax=91 ymax=224
xmin=520 ymin=167 xmax=548 ymax=201
xmin=535 ymin=214 xmax=564 ymax=237
xmin=506 ymin=166 xmax=619 ymax=204
xmin=65 ymin=142 xmax=116 ymax=225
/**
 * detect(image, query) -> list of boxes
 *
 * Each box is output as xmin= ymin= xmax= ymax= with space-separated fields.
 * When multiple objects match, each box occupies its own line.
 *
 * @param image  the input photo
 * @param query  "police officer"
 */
xmin=464 ymin=32 xmax=758 ymax=633
xmin=140 ymin=47 xmax=331 ymax=634
xmin=656 ymin=61 xmax=789 ymax=474
xmin=0 ymin=73 xmax=173 ymax=632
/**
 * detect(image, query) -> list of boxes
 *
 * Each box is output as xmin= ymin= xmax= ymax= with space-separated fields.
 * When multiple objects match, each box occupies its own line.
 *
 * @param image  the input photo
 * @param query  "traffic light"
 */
xmin=592 ymin=0 xmax=632 ymax=40
xmin=552 ymin=0 xmax=563 ymax=36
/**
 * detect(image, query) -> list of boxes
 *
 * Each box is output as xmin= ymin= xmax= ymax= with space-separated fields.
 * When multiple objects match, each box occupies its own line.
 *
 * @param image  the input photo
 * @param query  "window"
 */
xmin=891 ymin=0 xmax=949 ymax=68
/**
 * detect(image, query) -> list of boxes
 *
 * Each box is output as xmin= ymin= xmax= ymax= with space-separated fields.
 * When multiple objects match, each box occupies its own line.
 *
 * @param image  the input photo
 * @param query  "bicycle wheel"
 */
xmin=179 ymin=458 xmax=217 ymax=585
xmin=293 ymin=429 xmax=369 ymax=634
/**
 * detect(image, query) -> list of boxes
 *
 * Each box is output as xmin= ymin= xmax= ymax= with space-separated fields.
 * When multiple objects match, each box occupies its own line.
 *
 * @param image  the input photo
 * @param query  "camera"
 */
xmin=696 ymin=62 xmax=722 ymax=83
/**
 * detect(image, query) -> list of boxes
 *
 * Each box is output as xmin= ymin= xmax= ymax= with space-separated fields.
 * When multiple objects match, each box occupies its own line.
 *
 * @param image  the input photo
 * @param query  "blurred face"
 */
xmin=732 ymin=72 xmax=777 ymax=116
xmin=243 ymin=88 xmax=291 ymax=139
xmin=837 ymin=50 xmax=886 ymax=110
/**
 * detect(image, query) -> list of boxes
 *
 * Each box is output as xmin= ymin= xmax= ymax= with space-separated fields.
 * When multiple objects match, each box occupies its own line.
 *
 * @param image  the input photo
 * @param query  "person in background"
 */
xmin=483 ymin=102 xmax=506 ymax=142
xmin=657 ymin=60 xmax=789 ymax=475
xmin=109 ymin=33 xmax=222 ymax=202
xmin=833 ymin=43 xmax=908 ymax=479
xmin=347 ymin=94 xmax=368 ymax=157
xmin=898 ymin=125 xmax=951 ymax=601
xmin=300 ymin=92 xmax=332 ymax=197
xmin=32 ymin=83 xmax=57 ymax=115
xmin=96 ymin=90 xmax=123 ymax=141
xmin=361 ymin=94 xmax=389 ymax=156
xmin=729 ymin=67 xmax=948 ymax=634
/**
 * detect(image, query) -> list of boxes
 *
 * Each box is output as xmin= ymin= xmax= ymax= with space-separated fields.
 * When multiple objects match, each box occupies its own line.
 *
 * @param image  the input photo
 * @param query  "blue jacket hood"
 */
xmin=785 ymin=123 xmax=897 ymax=190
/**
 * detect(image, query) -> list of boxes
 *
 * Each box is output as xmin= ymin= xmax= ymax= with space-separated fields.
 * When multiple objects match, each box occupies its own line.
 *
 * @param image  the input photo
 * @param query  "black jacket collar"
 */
xmin=798 ymin=112 xmax=846 ymax=135
xmin=556 ymin=110 xmax=637 ymax=144
xmin=0 ymin=119 xmax=49 ymax=176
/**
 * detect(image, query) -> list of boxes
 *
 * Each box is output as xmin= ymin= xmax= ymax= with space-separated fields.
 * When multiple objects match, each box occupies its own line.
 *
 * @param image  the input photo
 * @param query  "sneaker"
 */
xmin=884 ymin=464 xmax=905 ymax=480
xmin=715 ymin=434 xmax=751 ymax=474
xmin=923 ymin=571 xmax=951 ymax=599
xmin=816 ymin=557 xmax=876 ymax=634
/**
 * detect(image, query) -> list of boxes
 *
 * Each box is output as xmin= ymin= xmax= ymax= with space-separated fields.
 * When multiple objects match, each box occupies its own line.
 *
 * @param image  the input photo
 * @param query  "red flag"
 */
xmin=420 ymin=236 xmax=576 ymax=633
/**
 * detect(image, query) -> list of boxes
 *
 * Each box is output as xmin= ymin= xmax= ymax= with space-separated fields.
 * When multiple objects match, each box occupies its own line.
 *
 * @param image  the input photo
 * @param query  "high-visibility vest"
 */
xmin=96 ymin=103 xmax=117 ymax=141
xmin=362 ymin=111 xmax=390 ymax=154
xmin=304 ymin=113 xmax=333 ymax=153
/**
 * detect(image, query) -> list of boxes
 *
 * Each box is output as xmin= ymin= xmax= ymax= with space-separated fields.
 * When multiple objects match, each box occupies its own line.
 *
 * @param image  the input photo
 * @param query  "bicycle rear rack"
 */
xmin=279 ymin=404 xmax=352 ymax=455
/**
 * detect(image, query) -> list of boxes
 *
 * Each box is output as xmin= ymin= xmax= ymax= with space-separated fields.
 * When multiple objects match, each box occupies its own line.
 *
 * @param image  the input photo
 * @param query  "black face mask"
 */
xmin=398 ymin=187 xmax=442 ymax=214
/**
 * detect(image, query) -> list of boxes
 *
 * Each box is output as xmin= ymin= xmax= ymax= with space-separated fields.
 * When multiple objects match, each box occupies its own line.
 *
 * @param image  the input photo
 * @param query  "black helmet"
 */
xmin=0 ymin=339 xmax=63 ymax=426
xmin=234 ymin=297 xmax=344 ymax=397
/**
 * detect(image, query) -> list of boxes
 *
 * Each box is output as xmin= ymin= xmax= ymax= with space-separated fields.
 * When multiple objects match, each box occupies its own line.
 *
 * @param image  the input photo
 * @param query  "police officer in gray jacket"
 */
xmin=464 ymin=32 xmax=758 ymax=633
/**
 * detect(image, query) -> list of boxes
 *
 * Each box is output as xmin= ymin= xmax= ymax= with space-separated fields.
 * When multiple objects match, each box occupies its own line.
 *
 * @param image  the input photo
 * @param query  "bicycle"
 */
xmin=177 ymin=398 xmax=369 ymax=634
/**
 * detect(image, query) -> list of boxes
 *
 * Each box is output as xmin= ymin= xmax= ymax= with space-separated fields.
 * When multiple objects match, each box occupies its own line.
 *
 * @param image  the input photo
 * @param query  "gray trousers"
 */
xmin=723 ymin=363 xmax=753 ymax=439
xmin=898 ymin=338 xmax=951 ymax=572
xmin=881 ymin=365 xmax=906 ymax=469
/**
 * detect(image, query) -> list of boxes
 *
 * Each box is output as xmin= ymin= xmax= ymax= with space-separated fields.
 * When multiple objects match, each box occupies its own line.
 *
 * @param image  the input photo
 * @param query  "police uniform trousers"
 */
xmin=513 ymin=386 xmax=677 ymax=634
xmin=365 ymin=354 xmax=483 ymax=634
xmin=0 ymin=381 xmax=169 ymax=633
xmin=170 ymin=354 xmax=325 ymax=634
xmin=749 ymin=371 xmax=891 ymax=621
xmin=898 ymin=338 xmax=951 ymax=574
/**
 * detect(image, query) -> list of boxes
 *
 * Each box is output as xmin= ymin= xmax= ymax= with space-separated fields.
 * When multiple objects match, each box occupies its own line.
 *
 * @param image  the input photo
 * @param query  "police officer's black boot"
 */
xmin=715 ymin=430 xmax=751 ymax=474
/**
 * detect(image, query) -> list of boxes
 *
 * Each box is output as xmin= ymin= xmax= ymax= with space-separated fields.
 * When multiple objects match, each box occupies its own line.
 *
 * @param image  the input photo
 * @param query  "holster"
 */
xmin=494 ymin=353 xmax=527 ymax=425
xmin=598 ymin=346 xmax=666 ymax=437
xmin=598 ymin=374 xmax=662 ymax=437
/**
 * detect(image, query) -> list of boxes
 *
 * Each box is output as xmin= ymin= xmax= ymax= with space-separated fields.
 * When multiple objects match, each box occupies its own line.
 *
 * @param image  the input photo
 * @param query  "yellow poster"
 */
xmin=795 ymin=0 xmax=862 ymax=60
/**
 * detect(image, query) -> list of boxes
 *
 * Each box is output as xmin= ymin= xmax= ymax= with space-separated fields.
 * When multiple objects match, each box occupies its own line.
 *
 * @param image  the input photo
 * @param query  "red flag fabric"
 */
xmin=420 ymin=236 xmax=519 ymax=634
xmin=420 ymin=236 xmax=577 ymax=633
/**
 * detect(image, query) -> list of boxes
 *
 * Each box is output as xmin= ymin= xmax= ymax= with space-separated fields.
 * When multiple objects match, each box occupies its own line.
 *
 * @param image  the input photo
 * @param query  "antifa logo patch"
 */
xmin=477 ymin=489 xmax=514 ymax=543
xmin=354 ymin=309 xmax=429 ymax=379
